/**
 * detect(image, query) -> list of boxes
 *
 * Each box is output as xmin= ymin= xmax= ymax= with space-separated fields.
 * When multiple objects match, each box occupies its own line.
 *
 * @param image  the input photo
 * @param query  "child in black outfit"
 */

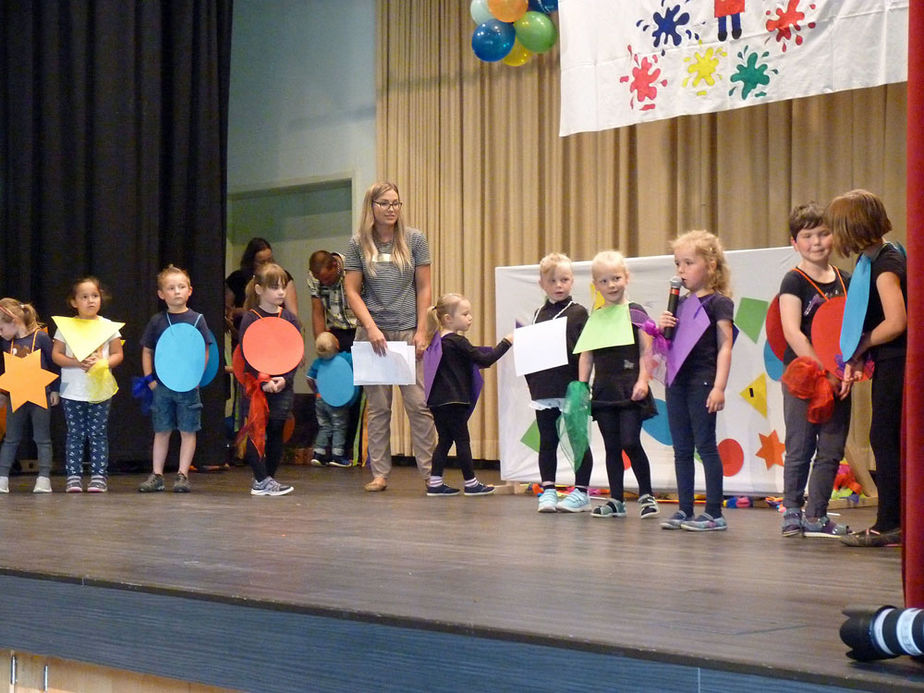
xmin=424 ymin=293 xmax=512 ymax=496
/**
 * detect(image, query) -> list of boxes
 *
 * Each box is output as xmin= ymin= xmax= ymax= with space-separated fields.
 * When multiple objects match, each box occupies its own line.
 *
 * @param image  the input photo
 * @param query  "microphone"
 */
xmin=663 ymin=277 xmax=682 ymax=340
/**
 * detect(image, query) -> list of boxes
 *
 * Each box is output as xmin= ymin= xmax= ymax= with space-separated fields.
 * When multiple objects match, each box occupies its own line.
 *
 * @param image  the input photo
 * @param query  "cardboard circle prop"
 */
xmin=242 ymin=318 xmax=304 ymax=375
xmin=811 ymin=296 xmax=846 ymax=375
xmin=316 ymin=357 xmax=359 ymax=407
xmin=764 ymin=294 xmax=787 ymax=362
xmin=199 ymin=329 xmax=220 ymax=387
xmin=154 ymin=323 xmax=206 ymax=392
xmin=232 ymin=344 xmax=246 ymax=384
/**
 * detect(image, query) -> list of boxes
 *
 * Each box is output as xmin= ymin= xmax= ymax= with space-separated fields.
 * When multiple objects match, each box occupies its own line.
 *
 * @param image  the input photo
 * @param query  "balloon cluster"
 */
xmin=470 ymin=0 xmax=558 ymax=66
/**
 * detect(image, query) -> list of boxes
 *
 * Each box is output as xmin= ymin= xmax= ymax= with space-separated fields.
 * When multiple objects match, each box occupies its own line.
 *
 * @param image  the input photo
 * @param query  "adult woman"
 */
xmin=344 ymin=182 xmax=435 ymax=491
xmin=225 ymin=237 xmax=298 ymax=344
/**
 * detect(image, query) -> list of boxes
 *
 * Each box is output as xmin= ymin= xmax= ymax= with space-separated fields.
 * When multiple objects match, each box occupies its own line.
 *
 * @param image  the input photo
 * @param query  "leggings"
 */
xmin=62 ymin=398 xmax=111 ymax=476
xmin=536 ymin=407 xmax=592 ymax=488
xmin=246 ymin=419 xmax=286 ymax=482
xmin=430 ymin=404 xmax=475 ymax=480
xmin=594 ymin=405 xmax=652 ymax=502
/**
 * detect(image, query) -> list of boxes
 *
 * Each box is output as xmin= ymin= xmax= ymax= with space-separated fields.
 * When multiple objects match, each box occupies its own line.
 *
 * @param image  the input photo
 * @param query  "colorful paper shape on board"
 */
xmin=641 ymin=398 xmax=671 ymax=446
xmin=840 ymin=254 xmax=870 ymax=361
xmin=52 ymin=316 xmax=124 ymax=362
xmin=764 ymin=294 xmax=787 ymax=361
xmin=520 ymin=420 xmax=541 ymax=452
xmin=739 ymin=372 xmax=768 ymax=418
xmin=812 ymin=296 xmax=847 ymax=375
xmin=242 ymin=317 xmax=304 ymax=376
xmin=154 ymin=323 xmax=206 ymax=392
xmin=734 ymin=297 xmax=769 ymax=344
xmin=0 ymin=350 xmax=58 ymax=411
xmin=200 ymin=329 xmax=220 ymax=387
xmin=756 ymin=430 xmax=786 ymax=469
xmin=513 ymin=318 xmax=567 ymax=376
xmin=666 ymin=295 xmax=710 ymax=386
xmin=572 ymin=304 xmax=634 ymax=353
xmin=316 ymin=356 xmax=359 ymax=407
xmin=352 ymin=342 xmax=415 ymax=385
xmin=763 ymin=340 xmax=784 ymax=382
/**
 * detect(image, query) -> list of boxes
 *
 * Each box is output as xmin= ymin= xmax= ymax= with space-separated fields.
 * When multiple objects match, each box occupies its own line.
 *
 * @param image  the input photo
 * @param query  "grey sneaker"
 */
xmin=637 ymin=493 xmax=661 ymax=519
xmin=33 ymin=476 xmax=53 ymax=493
xmin=660 ymin=510 xmax=688 ymax=530
xmin=65 ymin=475 xmax=83 ymax=493
xmin=781 ymin=510 xmax=803 ymax=537
xmin=680 ymin=513 xmax=728 ymax=532
xmin=592 ymin=499 xmax=627 ymax=518
xmin=250 ymin=476 xmax=294 ymax=496
xmin=0 ymin=476 xmax=8 ymax=494
xmin=173 ymin=473 xmax=191 ymax=493
xmin=802 ymin=515 xmax=847 ymax=539
xmin=138 ymin=473 xmax=165 ymax=493
xmin=87 ymin=475 xmax=108 ymax=493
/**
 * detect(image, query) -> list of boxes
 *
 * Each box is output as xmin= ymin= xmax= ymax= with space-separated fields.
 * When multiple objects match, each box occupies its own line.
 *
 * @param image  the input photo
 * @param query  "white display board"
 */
xmin=495 ymin=246 xmax=797 ymax=495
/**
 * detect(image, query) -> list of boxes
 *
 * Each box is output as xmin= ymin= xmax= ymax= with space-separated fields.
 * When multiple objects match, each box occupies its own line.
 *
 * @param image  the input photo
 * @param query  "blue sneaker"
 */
xmin=464 ymin=482 xmax=495 ymax=496
xmin=781 ymin=510 xmax=803 ymax=537
xmin=557 ymin=489 xmax=591 ymax=513
xmin=592 ymin=499 xmax=626 ymax=518
xmin=680 ymin=513 xmax=728 ymax=532
xmin=427 ymin=483 xmax=461 ymax=497
xmin=802 ymin=515 xmax=847 ymax=539
xmin=660 ymin=510 xmax=688 ymax=530
xmin=328 ymin=456 xmax=352 ymax=468
xmin=537 ymin=488 xmax=558 ymax=513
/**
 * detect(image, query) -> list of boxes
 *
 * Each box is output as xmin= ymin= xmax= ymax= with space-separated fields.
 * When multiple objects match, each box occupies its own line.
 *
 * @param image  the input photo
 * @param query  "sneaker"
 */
xmin=840 ymin=526 xmax=901 ymax=547
xmin=65 ymin=476 xmax=83 ymax=493
xmin=138 ymin=473 xmax=165 ymax=493
xmin=87 ymin=475 xmax=108 ymax=493
xmin=557 ymin=489 xmax=591 ymax=513
xmin=802 ymin=515 xmax=847 ymax=539
xmin=427 ymin=483 xmax=461 ymax=496
xmin=250 ymin=476 xmax=294 ymax=496
xmin=0 ymin=476 xmax=8 ymax=494
xmin=328 ymin=456 xmax=352 ymax=468
xmin=637 ymin=494 xmax=661 ymax=519
xmin=310 ymin=452 xmax=330 ymax=467
xmin=781 ymin=510 xmax=803 ymax=537
xmin=660 ymin=510 xmax=688 ymax=530
xmin=464 ymin=482 xmax=495 ymax=496
xmin=592 ymin=499 xmax=626 ymax=518
xmin=681 ymin=513 xmax=728 ymax=532
xmin=33 ymin=476 xmax=53 ymax=494
xmin=173 ymin=473 xmax=191 ymax=493
xmin=537 ymin=487 xmax=558 ymax=513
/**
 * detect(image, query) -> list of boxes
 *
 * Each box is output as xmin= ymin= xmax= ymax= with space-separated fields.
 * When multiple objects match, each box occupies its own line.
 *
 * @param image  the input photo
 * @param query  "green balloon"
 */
xmin=513 ymin=11 xmax=557 ymax=54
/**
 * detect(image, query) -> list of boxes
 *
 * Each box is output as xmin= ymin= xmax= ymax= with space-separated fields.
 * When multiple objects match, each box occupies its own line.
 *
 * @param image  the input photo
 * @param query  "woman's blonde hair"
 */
xmin=672 ymin=230 xmax=732 ymax=297
xmin=825 ymin=189 xmax=892 ymax=256
xmin=355 ymin=181 xmax=411 ymax=277
xmin=0 ymin=298 xmax=41 ymax=333
xmin=244 ymin=263 xmax=289 ymax=310
xmin=426 ymin=293 xmax=467 ymax=341
xmin=590 ymin=250 xmax=628 ymax=280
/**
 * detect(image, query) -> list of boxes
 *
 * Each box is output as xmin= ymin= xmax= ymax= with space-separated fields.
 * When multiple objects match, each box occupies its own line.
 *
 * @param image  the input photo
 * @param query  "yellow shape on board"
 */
xmin=739 ymin=372 xmax=767 ymax=418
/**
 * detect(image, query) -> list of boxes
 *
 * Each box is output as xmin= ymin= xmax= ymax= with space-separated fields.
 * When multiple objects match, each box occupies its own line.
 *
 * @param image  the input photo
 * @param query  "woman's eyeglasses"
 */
xmin=372 ymin=200 xmax=402 ymax=211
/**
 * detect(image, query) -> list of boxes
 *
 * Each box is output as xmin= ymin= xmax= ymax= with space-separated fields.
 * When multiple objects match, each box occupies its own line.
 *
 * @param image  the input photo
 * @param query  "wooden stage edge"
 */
xmin=0 ymin=465 xmax=921 ymax=692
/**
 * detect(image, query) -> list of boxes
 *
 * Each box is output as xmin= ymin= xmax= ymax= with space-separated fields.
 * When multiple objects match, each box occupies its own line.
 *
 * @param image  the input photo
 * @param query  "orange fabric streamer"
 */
xmin=235 ymin=371 xmax=270 ymax=458
xmin=781 ymin=356 xmax=835 ymax=424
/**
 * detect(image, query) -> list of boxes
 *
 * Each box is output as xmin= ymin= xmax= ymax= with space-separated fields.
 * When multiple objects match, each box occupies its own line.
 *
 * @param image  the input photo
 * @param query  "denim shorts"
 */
xmin=152 ymin=384 xmax=203 ymax=433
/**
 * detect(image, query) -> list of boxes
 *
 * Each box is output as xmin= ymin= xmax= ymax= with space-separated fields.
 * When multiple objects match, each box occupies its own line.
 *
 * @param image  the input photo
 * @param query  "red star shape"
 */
xmin=756 ymin=430 xmax=785 ymax=470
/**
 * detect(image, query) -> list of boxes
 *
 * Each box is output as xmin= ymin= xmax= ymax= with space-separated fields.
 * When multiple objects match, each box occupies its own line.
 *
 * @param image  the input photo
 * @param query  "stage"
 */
xmin=0 ymin=464 xmax=920 ymax=692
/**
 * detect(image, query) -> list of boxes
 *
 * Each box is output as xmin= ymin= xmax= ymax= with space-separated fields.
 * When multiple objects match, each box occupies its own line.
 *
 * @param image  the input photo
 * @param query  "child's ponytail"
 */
xmin=429 ymin=293 xmax=466 ymax=341
xmin=0 ymin=298 xmax=42 ymax=333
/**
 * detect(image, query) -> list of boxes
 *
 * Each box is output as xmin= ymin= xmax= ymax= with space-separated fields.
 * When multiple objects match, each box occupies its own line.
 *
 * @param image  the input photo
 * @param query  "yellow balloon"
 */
xmin=502 ymin=39 xmax=532 ymax=67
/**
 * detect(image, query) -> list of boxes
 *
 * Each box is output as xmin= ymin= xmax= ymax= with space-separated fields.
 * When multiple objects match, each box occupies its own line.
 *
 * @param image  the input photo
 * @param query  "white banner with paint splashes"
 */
xmin=559 ymin=0 xmax=908 ymax=135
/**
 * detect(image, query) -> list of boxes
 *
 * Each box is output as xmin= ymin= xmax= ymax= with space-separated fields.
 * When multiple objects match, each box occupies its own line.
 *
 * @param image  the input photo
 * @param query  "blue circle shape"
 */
xmin=472 ymin=20 xmax=515 ymax=62
xmin=316 ymin=357 xmax=359 ymax=407
xmin=154 ymin=323 xmax=206 ymax=392
xmin=199 ymin=329 xmax=220 ymax=387
xmin=641 ymin=398 xmax=672 ymax=446
xmin=763 ymin=339 xmax=784 ymax=381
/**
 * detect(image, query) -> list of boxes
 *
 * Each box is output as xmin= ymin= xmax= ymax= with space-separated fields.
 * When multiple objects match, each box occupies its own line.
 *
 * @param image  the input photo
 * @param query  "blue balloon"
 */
xmin=472 ymin=20 xmax=515 ymax=62
xmin=528 ymin=0 xmax=558 ymax=12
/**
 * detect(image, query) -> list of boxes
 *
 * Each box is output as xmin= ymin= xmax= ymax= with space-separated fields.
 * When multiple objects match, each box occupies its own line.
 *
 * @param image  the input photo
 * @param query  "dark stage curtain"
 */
xmin=0 ymin=1 xmax=233 ymax=467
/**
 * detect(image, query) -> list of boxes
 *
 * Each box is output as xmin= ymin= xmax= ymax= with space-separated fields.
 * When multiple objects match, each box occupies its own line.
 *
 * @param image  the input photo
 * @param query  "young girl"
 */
xmin=52 ymin=277 xmax=123 ymax=493
xmin=237 ymin=263 xmax=301 ymax=496
xmin=658 ymin=231 xmax=734 ymax=531
xmin=826 ymin=190 xmax=906 ymax=548
xmin=425 ymin=293 xmax=512 ymax=496
xmin=0 ymin=300 xmax=60 ymax=493
xmin=578 ymin=252 xmax=660 ymax=519
xmin=524 ymin=253 xmax=593 ymax=513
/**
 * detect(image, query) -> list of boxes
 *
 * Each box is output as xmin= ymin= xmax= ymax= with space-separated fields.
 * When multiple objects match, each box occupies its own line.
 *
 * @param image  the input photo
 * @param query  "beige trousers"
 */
xmin=356 ymin=327 xmax=435 ymax=480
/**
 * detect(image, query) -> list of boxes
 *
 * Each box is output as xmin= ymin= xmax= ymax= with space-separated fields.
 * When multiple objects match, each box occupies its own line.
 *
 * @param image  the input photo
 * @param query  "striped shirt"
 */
xmin=344 ymin=228 xmax=430 ymax=331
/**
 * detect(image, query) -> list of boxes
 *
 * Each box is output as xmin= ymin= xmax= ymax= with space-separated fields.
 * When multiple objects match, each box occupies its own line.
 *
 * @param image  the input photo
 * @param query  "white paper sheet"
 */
xmin=352 ymin=341 xmax=416 ymax=385
xmin=512 ymin=319 xmax=567 ymax=376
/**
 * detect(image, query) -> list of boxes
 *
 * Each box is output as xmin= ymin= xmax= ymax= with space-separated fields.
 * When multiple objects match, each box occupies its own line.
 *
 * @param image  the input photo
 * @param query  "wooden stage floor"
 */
xmin=0 ymin=464 xmax=921 ymax=691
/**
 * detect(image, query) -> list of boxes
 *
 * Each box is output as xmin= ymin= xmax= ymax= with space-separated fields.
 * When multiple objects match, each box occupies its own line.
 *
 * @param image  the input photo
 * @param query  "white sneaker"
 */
xmin=537 ymin=487 xmax=558 ymax=513
xmin=0 ymin=476 xmax=8 ymax=494
xmin=557 ymin=488 xmax=591 ymax=513
xmin=33 ymin=476 xmax=53 ymax=493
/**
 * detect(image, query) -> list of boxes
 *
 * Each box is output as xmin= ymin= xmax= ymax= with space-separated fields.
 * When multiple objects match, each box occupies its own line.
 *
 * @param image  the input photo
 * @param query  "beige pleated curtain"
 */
xmin=374 ymin=1 xmax=907 ymax=461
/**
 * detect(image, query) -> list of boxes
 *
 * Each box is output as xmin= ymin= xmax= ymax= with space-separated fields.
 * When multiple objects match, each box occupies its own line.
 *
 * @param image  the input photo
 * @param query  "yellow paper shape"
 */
xmin=739 ymin=372 xmax=767 ymax=418
xmin=53 ymin=316 xmax=125 ymax=362
xmin=573 ymin=304 xmax=634 ymax=354
xmin=0 ymin=350 xmax=59 ymax=411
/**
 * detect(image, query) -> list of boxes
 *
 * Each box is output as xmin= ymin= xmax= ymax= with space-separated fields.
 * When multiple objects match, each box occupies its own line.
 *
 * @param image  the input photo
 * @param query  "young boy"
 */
xmin=138 ymin=265 xmax=214 ymax=493
xmin=524 ymin=253 xmax=593 ymax=513
xmin=778 ymin=203 xmax=851 ymax=538
xmin=306 ymin=332 xmax=355 ymax=467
